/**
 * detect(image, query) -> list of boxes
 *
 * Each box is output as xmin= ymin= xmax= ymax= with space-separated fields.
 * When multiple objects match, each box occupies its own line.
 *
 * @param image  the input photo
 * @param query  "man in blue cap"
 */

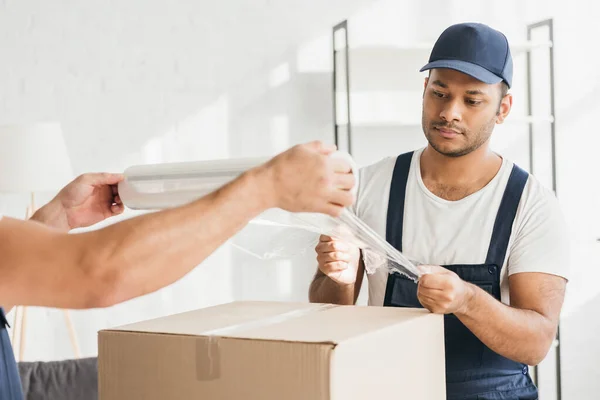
xmin=311 ymin=23 xmax=568 ymax=399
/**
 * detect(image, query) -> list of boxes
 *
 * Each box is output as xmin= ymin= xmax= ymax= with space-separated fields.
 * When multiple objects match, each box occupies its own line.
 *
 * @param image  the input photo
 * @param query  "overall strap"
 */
xmin=0 ymin=307 xmax=24 ymax=400
xmin=385 ymin=152 xmax=414 ymax=252
xmin=485 ymin=164 xmax=529 ymax=267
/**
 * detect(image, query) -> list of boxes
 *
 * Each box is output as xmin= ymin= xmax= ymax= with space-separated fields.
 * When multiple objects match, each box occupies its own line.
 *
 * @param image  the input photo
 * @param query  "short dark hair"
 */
xmin=499 ymin=82 xmax=509 ymax=98
xmin=497 ymin=82 xmax=509 ymax=113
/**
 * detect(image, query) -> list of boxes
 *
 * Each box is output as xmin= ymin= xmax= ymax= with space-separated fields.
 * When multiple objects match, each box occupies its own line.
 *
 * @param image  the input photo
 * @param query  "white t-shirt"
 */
xmin=353 ymin=148 xmax=570 ymax=306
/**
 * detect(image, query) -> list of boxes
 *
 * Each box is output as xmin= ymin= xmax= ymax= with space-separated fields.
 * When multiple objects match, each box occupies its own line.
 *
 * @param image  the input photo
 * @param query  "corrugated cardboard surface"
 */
xmin=99 ymin=301 xmax=445 ymax=400
xmin=330 ymin=308 xmax=446 ymax=399
xmin=99 ymin=332 xmax=333 ymax=400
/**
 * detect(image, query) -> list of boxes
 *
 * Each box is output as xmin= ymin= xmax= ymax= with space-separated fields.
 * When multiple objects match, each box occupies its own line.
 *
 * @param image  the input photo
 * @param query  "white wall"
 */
xmin=0 ymin=0 xmax=374 ymax=361
xmin=1 ymin=0 xmax=599 ymax=398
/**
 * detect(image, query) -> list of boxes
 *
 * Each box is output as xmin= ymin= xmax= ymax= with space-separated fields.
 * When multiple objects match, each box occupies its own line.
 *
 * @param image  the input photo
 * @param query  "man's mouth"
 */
xmin=435 ymin=126 xmax=461 ymax=139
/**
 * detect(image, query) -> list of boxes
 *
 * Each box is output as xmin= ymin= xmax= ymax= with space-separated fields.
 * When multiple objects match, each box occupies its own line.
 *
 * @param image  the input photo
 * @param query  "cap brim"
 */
xmin=419 ymin=59 xmax=503 ymax=85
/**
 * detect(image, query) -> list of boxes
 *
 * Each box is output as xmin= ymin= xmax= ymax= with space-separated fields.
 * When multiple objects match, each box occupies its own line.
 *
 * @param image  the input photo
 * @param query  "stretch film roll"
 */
xmin=118 ymin=151 xmax=358 ymax=210
xmin=118 ymin=157 xmax=269 ymax=210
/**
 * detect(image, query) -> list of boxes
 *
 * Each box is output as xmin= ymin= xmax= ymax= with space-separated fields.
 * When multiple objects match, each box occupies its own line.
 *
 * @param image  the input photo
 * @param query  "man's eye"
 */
xmin=432 ymin=90 xmax=446 ymax=98
xmin=466 ymin=99 xmax=482 ymax=105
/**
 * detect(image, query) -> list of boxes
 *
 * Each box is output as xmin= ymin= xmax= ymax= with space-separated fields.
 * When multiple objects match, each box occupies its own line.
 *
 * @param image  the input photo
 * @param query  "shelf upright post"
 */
xmin=527 ymin=18 xmax=561 ymax=400
xmin=332 ymin=20 xmax=352 ymax=154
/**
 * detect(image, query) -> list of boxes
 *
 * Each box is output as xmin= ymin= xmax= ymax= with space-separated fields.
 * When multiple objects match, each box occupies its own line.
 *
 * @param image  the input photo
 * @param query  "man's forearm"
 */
xmin=0 ymin=168 xmax=273 ymax=309
xmin=83 ymin=168 xmax=273 ymax=307
xmin=456 ymin=284 xmax=557 ymax=365
xmin=309 ymin=273 xmax=356 ymax=305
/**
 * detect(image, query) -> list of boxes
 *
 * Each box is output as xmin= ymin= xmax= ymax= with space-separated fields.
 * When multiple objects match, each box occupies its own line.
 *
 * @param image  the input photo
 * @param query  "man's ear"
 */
xmin=496 ymin=93 xmax=512 ymax=124
xmin=423 ymin=77 xmax=429 ymax=97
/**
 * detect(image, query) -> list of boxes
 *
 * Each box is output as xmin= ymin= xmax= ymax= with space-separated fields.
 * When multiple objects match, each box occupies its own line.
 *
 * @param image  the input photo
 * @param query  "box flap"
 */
xmin=103 ymin=301 xmax=433 ymax=345
xmin=235 ymin=304 xmax=432 ymax=343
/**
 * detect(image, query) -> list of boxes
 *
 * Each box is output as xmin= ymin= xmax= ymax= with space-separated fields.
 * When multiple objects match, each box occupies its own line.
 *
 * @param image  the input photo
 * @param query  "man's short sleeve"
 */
xmin=507 ymin=181 xmax=570 ymax=280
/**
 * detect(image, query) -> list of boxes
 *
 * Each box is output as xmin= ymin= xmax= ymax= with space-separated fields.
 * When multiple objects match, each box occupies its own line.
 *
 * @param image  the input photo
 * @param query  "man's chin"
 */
xmin=428 ymin=139 xmax=468 ymax=158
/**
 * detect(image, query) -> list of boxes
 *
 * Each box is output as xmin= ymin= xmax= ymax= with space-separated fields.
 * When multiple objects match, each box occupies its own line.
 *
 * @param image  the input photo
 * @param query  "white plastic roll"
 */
xmin=119 ymin=157 xmax=268 ymax=210
xmin=119 ymin=151 xmax=357 ymax=210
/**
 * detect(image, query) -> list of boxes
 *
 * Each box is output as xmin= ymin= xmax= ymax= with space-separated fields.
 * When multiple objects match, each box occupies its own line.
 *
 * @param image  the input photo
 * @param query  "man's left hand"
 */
xmin=32 ymin=173 xmax=125 ymax=231
xmin=417 ymin=265 xmax=474 ymax=315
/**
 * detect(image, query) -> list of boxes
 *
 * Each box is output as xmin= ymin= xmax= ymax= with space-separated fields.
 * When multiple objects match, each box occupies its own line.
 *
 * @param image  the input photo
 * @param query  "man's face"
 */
xmin=421 ymin=68 xmax=507 ymax=158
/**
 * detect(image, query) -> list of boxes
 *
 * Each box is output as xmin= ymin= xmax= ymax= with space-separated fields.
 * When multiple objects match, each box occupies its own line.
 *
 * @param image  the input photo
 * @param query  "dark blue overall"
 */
xmin=383 ymin=152 xmax=538 ymax=400
xmin=0 ymin=308 xmax=23 ymax=400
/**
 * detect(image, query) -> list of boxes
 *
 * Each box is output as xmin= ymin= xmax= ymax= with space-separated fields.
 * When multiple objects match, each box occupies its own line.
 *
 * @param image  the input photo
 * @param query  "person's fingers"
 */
xmin=418 ymin=273 xmax=450 ymax=291
xmin=315 ymin=243 xmax=326 ymax=254
xmin=114 ymin=195 xmax=122 ymax=205
xmin=83 ymin=173 xmax=125 ymax=186
xmin=316 ymin=239 xmax=348 ymax=254
xmin=332 ymin=172 xmax=355 ymax=190
xmin=306 ymin=141 xmax=336 ymax=155
xmin=330 ymin=157 xmax=352 ymax=173
xmin=315 ymin=241 xmax=331 ymax=253
xmin=317 ymin=253 xmax=335 ymax=265
xmin=418 ymin=286 xmax=445 ymax=300
xmin=318 ymin=251 xmax=351 ymax=264
xmin=322 ymin=261 xmax=349 ymax=273
xmin=329 ymin=190 xmax=355 ymax=208
xmin=417 ymin=291 xmax=438 ymax=305
xmin=319 ymin=235 xmax=333 ymax=243
xmin=111 ymin=203 xmax=124 ymax=215
xmin=417 ymin=296 xmax=437 ymax=313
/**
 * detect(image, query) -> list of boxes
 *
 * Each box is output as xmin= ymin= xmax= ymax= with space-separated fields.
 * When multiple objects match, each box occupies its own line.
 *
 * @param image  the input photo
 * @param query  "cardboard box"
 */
xmin=99 ymin=301 xmax=445 ymax=400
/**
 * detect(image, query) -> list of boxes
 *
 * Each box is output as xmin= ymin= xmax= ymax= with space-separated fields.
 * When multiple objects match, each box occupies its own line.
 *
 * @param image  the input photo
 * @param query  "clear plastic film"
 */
xmin=119 ymin=152 xmax=422 ymax=281
xmin=231 ymin=208 xmax=421 ymax=281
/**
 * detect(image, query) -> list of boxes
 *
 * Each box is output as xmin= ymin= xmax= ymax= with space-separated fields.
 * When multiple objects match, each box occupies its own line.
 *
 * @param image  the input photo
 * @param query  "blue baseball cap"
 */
xmin=420 ymin=23 xmax=513 ymax=88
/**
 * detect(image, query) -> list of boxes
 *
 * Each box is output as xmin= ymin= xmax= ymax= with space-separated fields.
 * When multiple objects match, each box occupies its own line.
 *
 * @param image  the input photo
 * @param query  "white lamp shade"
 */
xmin=0 ymin=122 xmax=74 ymax=193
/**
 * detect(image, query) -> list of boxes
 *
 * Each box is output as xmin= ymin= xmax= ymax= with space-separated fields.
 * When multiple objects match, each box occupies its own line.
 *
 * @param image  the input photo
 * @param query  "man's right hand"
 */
xmin=316 ymin=235 xmax=360 ymax=285
xmin=257 ymin=141 xmax=355 ymax=217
